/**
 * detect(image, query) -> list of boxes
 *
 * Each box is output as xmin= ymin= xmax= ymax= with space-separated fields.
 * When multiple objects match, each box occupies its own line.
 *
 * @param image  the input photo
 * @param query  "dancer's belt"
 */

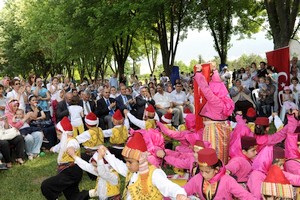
xmin=57 ymin=162 xmax=75 ymax=173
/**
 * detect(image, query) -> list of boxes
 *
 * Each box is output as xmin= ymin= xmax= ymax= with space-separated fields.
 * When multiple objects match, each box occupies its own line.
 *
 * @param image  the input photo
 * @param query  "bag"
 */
xmin=30 ymin=119 xmax=53 ymax=128
xmin=0 ymin=127 xmax=20 ymax=140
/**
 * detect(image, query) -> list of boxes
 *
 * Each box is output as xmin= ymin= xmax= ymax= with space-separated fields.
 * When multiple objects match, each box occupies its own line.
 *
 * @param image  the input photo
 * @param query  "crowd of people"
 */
xmin=0 ymin=58 xmax=300 ymax=199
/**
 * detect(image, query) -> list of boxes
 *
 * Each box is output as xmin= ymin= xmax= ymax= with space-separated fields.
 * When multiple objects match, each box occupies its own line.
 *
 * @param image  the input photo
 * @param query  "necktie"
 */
xmin=85 ymin=101 xmax=91 ymax=114
xmin=123 ymin=95 xmax=131 ymax=110
xmin=106 ymin=99 xmax=114 ymax=115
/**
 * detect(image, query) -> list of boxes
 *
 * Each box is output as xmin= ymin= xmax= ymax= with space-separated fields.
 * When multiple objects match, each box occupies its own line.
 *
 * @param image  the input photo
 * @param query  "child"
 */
xmin=68 ymin=96 xmax=84 ymax=136
xmin=182 ymin=148 xmax=255 ymax=199
xmin=226 ymin=136 xmax=257 ymax=183
xmin=13 ymin=109 xmax=43 ymax=160
xmin=124 ymin=104 xmax=159 ymax=130
xmin=282 ymin=86 xmax=298 ymax=111
xmin=102 ymin=109 xmax=130 ymax=161
xmin=42 ymin=117 xmax=89 ymax=200
xmin=248 ymin=146 xmax=300 ymax=199
xmin=100 ymin=132 xmax=189 ymax=199
xmin=69 ymin=149 xmax=120 ymax=199
xmin=253 ymin=110 xmax=298 ymax=153
xmin=284 ymin=130 xmax=300 ymax=175
xmin=194 ymin=63 xmax=234 ymax=164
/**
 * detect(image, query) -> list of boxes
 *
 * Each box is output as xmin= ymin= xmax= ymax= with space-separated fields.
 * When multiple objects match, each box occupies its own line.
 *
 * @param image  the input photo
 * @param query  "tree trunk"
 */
xmin=264 ymin=0 xmax=300 ymax=49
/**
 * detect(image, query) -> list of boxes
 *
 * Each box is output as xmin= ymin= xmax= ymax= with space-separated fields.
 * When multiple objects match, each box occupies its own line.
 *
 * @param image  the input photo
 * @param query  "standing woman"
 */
xmin=4 ymin=99 xmax=28 ymax=165
xmin=33 ymin=78 xmax=51 ymax=116
xmin=6 ymin=78 xmax=27 ymax=111
xmin=266 ymin=66 xmax=279 ymax=112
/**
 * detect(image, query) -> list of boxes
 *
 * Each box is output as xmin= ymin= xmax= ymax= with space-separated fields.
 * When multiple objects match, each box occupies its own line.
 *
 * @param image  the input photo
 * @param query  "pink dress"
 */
xmin=193 ymin=70 xmax=234 ymax=121
xmin=284 ymin=122 xmax=300 ymax=175
xmin=184 ymin=169 xmax=256 ymax=199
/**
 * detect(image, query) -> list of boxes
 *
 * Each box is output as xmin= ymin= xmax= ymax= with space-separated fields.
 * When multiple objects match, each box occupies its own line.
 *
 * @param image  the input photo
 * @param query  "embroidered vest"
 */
xmin=95 ymin=170 xmax=120 ymax=197
xmin=60 ymin=138 xmax=81 ymax=163
xmin=82 ymin=127 xmax=104 ymax=148
xmin=178 ymin=124 xmax=187 ymax=131
xmin=110 ymin=126 xmax=128 ymax=145
xmin=145 ymin=119 xmax=156 ymax=130
xmin=123 ymin=165 xmax=163 ymax=200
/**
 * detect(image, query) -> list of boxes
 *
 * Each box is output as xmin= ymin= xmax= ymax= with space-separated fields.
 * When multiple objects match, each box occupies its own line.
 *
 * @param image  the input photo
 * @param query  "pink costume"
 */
xmin=226 ymin=156 xmax=252 ymax=183
xmin=184 ymin=165 xmax=256 ymax=200
xmin=194 ymin=70 xmax=234 ymax=164
xmin=284 ymin=125 xmax=300 ymax=175
xmin=157 ymin=121 xmax=205 ymax=153
xmin=134 ymin=129 xmax=165 ymax=167
xmin=247 ymin=146 xmax=300 ymax=199
xmin=5 ymin=100 xmax=24 ymax=129
xmin=255 ymin=114 xmax=298 ymax=152
xmin=229 ymin=114 xmax=254 ymax=158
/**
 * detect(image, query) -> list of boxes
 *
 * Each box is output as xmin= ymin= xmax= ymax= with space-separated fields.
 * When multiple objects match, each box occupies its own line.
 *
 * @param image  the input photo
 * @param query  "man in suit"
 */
xmin=79 ymin=90 xmax=96 ymax=116
xmin=95 ymin=87 xmax=117 ymax=129
xmin=56 ymin=92 xmax=73 ymax=122
xmin=115 ymin=85 xmax=136 ymax=113
xmin=135 ymin=87 xmax=155 ymax=120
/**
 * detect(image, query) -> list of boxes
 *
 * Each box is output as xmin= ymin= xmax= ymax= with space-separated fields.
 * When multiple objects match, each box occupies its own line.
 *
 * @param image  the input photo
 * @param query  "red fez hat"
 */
xmin=197 ymin=148 xmax=218 ymax=167
xmin=273 ymin=146 xmax=285 ymax=160
xmin=241 ymin=136 xmax=257 ymax=150
xmin=85 ymin=112 xmax=99 ymax=126
xmin=113 ymin=109 xmax=123 ymax=121
xmin=122 ymin=132 xmax=147 ymax=160
xmin=255 ymin=117 xmax=269 ymax=126
xmin=161 ymin=112 xmax=172 ymax=124
xmin=56 ymin=116 xmax=73 ymax=134
xmin=246 ymin=107 xmax=256 ymax=118
xmin=194 ymin=140 xmax=205 ymax=151
xmin=146 ymin=104 xmax=155 ymax=113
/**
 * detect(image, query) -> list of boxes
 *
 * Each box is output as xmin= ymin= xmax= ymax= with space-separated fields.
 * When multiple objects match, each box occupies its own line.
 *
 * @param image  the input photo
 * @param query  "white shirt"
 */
xmin=170 ymin=90 xmax=187 ymax=105
xmin=68 ymin=105 xmax=83 ymax=127
xmin=82 ymin=100 xmax=91 ymax=115
xmin=6 ymin=90 xmax=25 ymax=110
xmin=153 ymin=92 xmax=172 ymax=108
xmin=126 ymin=112 xmax=159 ymax=129
xmin=104 ymin=151 xmax=187 ymax=200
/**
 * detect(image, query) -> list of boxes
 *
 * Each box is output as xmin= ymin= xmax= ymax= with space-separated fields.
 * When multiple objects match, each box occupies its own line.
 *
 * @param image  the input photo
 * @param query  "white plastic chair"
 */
xmin=278 ymin=91 xmax=285 ymax=122
xmin=251 ymin=88 xmax=260 ymax=106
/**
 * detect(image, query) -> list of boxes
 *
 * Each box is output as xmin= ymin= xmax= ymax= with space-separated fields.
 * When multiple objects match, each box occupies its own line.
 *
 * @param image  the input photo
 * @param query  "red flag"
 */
xmin=266 ymin=47 xmax=290 ymax=91
xmin=194 ymin=63 xmax=211 ymax=131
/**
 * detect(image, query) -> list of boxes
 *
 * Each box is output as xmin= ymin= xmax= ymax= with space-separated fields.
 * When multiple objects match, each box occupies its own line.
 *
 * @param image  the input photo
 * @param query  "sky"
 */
xmin=138 ymin=29 xmax=274 ymax=74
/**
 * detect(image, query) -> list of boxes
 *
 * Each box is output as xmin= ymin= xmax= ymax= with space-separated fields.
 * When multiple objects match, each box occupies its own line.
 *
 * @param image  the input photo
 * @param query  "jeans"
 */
xmin=24 ymin=131 xmax=43 ymax=155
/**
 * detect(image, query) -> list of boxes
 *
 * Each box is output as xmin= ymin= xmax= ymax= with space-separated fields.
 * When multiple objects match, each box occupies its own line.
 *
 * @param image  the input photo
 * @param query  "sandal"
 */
xmin=15 ymin=158 xmax=24 ymax=165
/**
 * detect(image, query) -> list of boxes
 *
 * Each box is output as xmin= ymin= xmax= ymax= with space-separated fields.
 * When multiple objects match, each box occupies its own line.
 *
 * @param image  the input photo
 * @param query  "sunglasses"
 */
xmin=15 ymin=83 xmax=20 ymax=85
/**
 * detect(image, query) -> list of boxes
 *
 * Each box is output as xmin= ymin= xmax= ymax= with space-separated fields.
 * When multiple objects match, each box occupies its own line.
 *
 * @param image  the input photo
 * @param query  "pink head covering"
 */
xmin=5 ymin=99 xmax=19 ymax=115
xmin=209 ymin=70 xmax=229 ymax=98
xmin=185 ymin=114 xmax=195 ymax=130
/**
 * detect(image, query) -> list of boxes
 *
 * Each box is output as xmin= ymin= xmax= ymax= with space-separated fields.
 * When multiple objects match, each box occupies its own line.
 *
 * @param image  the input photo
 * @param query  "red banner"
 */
xmin=194 ymin=63 xmax=211 ymax=131
xmin=266 ymin=47 xmax=290 ymax=91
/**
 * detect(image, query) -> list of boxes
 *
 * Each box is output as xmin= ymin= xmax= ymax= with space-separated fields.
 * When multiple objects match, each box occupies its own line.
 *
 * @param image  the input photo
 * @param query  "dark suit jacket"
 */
xmin=135 ymin=95 xmax=156 ymax=120
xmin=79 ymin=100 xmax=96 ymax=114
xmin=56 ymin=100 xmax=69 ymax=122
xmin=115 ymin=94 xmax=135 ymax=112
xmin=95 ymin=97 xmax=117 ymax=118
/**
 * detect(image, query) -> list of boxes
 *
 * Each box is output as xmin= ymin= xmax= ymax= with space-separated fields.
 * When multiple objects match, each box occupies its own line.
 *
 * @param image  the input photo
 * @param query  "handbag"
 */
xmin=0 ymin=127 xmax=20 ymax=140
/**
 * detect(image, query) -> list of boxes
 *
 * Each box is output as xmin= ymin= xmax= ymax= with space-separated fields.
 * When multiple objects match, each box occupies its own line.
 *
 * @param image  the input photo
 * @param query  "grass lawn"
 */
xmin=0 ymin=152 xmax=95 ymax=200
